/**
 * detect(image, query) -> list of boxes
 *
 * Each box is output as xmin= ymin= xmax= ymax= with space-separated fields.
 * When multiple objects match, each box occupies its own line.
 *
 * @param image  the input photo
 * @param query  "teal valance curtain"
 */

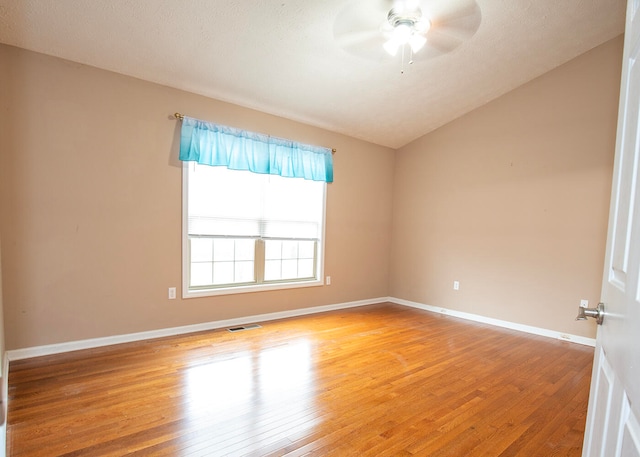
xmin=179 ymin=116 xmax=333 ymax=183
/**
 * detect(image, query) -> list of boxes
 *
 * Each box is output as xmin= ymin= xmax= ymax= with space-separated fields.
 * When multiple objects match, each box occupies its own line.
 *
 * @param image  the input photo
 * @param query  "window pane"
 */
xmin=213 ymin=262 xmax=234 ymax=285
xmin=213 ymin=239 xmax=235 ymax=262
xmin=298 ymin=241 xmax=315 ymax=259
xmin=265 ymin=240 xmax=282 ymax=260
xmin=235 ymin=239 xmax=255 ymax=261
xmin=191 ymin=262 xmax=213 ymax=287
xmin=263 ymin=239 xmax=318 ymax=282
xmin=298 ymin=259 xmax=314 ymax=278
xmin=282 ymin=259 xmax=298 ymax=279
xmin=190 ymin=238 xmax=213 ymax=262
xmin=282 ymin=241 xmax=298 ymax=260
xmin=192 ymin=239 xmax=256 ymax=286
xmin=264 ymin=260 xmax=281 ymax=281
xmin=235 ymin=261 xmax=255 ymax=283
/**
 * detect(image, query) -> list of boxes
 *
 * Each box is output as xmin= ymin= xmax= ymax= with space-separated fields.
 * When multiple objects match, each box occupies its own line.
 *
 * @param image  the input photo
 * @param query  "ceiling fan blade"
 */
xmin=335 ymin=30 xmax=390 ymax=60
xmin=423 ymin=0 xmax=480 ymax=23
xmin=424 ymin=31 xmax=464 ymax=54
xmin=334 ymin=29 xmax=384 ymax=49
xmin=407 ymin=27 xmax=474 ymax=61
xmin=412 ymin=0 xmax=481 ymax=58
xmin=429 ymin=8 xmax=482 ymax=41
xmin=333 ymin=0 xmax=392 ymax=37
xmin=333 ymin=0 xmax=395 ymax=60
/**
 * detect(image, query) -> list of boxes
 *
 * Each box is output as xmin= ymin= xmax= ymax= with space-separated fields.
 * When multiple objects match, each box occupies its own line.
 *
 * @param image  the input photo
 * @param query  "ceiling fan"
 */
xmin=333 ymin=0 xmax=481 ymax=63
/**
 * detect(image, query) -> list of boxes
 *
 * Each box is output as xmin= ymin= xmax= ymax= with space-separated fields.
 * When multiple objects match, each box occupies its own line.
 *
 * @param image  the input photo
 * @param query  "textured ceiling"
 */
xmin=0 ymin=0 xmax=626 ymax=149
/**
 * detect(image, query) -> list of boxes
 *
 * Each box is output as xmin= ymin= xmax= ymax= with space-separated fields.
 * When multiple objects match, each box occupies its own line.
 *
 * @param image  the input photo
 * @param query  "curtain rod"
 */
xmin=174 ymin=112 xmax=336 ymax=154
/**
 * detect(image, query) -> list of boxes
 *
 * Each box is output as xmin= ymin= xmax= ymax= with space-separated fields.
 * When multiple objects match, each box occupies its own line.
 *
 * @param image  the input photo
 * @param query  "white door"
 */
xmin=582 ymin=1 xmax=640 ymax=456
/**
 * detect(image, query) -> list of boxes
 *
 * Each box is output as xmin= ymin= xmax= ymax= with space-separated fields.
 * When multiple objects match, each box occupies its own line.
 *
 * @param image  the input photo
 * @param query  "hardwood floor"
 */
xmin=7 ymin=303 xmax=594 ymax=456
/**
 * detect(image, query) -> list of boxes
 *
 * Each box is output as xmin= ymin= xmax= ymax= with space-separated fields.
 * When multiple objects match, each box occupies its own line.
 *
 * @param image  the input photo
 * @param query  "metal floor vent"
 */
xmin=227 ymin=323 xmax=262 ymax=333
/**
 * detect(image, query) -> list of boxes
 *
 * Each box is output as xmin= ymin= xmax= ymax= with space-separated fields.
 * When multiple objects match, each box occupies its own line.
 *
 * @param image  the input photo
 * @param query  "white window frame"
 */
xmin=182 ymin=163 xmax=326 ymax=298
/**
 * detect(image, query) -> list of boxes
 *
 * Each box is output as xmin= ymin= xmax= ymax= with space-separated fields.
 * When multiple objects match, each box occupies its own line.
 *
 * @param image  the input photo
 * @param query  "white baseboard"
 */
xmin=6 ymin=297 xmax=387 ymax=361
xmin=6 ymin=295 xmax=594 ymax=362
xmin=388 ymin=297 xmax=596 ymax=347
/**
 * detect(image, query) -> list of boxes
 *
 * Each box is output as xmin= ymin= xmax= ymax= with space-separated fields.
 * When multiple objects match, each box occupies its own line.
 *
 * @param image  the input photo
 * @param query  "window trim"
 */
xmin=181 ymin=163 xmax=326 ymax=299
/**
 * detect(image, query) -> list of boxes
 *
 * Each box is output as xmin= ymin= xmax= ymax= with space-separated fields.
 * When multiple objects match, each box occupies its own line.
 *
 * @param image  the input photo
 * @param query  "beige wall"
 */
xmin=390 ymin=36 xmax=623 ymax=338
xmin=0 ymin=44 xmax=395 ymax=349
xmin=0 ymin=34 xmax=624 ymax=350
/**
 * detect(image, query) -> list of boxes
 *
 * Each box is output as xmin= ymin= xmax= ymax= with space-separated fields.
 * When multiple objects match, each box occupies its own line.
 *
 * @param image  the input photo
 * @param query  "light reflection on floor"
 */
xmin=182 ymin=338 xmax=318 ymax=454
xmin=186 ymin=354 xmax=254 ymax=413
xmin=258 ymin=340 xmax=313 ymax=396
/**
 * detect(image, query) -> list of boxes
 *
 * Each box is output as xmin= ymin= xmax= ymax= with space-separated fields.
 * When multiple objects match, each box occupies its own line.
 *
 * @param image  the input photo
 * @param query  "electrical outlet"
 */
xmin=326 ymin=276 xmax=331 ymax=285
xmin=168 ymin=287 xmax=177 ymax=299
xmin=453 ymin=280 xmax=460 ymax=291
xmin=580 ymin=299 xmax=589 ymax=308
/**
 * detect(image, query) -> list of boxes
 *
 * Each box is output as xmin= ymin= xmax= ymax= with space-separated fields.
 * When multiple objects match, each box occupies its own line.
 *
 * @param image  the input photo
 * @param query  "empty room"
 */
xmin=1 ymin=0 xmax=639 ymax=456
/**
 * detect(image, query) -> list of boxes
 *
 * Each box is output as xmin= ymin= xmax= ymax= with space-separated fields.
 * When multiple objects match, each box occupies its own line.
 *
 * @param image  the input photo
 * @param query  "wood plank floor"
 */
xmin=7 ymin=303 xmax=594 ymax=456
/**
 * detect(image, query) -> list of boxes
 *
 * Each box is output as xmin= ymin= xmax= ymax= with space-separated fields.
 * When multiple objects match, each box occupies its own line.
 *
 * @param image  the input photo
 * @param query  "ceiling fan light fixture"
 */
xmin=383 ymin=22 xmax=412 ymax=55
xmin=414 ymin=17 xmax=431 ymax=33
xmin=383 ymin=4 xmax=431 ymax=58
xmin=383 ymin=39 xmax=400 ymax=56
xmin=409 ymin=34 xmax=427 ymax=53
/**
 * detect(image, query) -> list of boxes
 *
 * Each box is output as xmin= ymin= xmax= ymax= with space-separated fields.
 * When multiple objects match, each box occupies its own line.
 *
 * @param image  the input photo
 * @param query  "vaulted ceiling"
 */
xmin=0 ymin=0 xmax=626 ymax=148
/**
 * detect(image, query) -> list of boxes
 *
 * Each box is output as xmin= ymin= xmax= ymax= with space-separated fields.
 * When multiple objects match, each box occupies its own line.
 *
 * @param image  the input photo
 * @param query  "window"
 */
xmin=183 ymin=163 xmax=326 ymax=297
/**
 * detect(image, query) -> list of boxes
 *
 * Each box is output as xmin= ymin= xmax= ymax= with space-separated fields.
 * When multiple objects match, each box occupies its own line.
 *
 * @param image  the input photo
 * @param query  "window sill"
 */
xmin=183 ymin=278 xmax=325 ymax=299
